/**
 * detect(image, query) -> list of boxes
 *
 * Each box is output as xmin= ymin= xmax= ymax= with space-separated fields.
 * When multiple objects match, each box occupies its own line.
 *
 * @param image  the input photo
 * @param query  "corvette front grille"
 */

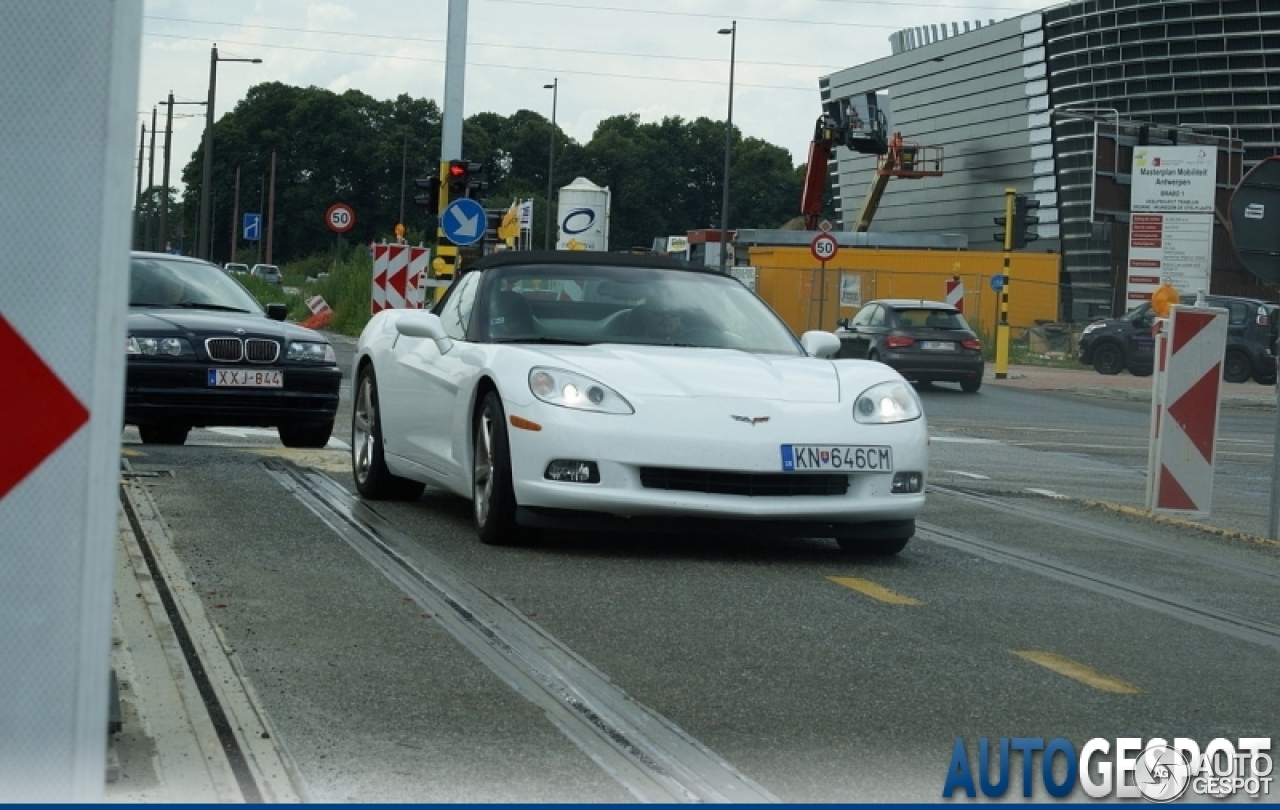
xmin=639 ymin=467 xmax=849 ymax=497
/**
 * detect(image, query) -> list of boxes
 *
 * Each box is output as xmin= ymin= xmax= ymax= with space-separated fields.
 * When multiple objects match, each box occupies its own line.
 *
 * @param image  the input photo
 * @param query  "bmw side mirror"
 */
xmin=266 ymin=303 xmax=288 ymax=322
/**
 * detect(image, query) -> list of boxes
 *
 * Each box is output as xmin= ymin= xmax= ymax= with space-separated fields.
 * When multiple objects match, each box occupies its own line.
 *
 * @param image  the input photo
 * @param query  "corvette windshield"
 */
xmin=129 ymin=257 xmax=263 ymax=313
xmin=482 ymin=265 xmax=803 ymax=355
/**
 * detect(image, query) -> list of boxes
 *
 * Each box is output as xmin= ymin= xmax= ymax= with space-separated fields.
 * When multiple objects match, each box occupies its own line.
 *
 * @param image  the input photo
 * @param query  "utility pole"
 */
xmin=159 ymin=94 xmax=173 ymax=253
xmin=145 ymin=107 xmax=156 ymax=251
xmin=229 ymin=166 xmax=240 ymax=266
xmin=266 ymin=150 xmax=276 ymax=264
xmin=134 ymin=123 xmax=145 ymax=249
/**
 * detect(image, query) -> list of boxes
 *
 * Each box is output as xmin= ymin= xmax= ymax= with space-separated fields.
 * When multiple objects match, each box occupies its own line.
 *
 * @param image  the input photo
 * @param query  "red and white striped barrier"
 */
xmin=371 ymin=243 xmax=431 ymax=314
xmin=1146 ymin=304 xmax=1228 ymax=516
xmin=945 ymin=278 xmax=965 ymax=314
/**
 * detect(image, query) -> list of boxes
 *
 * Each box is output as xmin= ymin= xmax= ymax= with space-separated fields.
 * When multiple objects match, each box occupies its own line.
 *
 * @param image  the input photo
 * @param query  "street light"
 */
xmin=158 ymin=93 xmax=206 ymax=255
xmin=544 ymin=78 xmax=558 ymax=250
xmin=198 ymin=44 xmax=261 ymax=262
xmin=717 ymin=21 xmax=736 ymax=274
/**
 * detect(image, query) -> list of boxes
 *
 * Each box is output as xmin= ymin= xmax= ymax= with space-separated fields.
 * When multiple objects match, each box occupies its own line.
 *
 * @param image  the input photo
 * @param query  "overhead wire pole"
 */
xmin=431 ymin=0 xmax=468 ymax=297
xmin=134 ymin=122 xmax=145 ymax=249
xmin=544 ymin=78 xmax=557 ymax=250
xmin=197 ymin=44 xmax=261 ymax=262
xmin=145 ymin=107 xmax=156 ymax=251
xmin=717 ymin=20 xmax=736 ymax=274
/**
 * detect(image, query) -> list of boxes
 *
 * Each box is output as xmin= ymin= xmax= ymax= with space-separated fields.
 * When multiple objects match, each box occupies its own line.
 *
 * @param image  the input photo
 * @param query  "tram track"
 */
xmin=262 ymin=459 xmax=778 ymax=805
xmin=919 ymin=485 xmax=1280 ymax=653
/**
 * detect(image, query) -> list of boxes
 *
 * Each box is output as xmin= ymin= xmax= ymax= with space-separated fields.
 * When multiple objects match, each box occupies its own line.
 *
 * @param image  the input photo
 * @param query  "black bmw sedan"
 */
xmin=125 ymin=252 xmax=341 ymax=447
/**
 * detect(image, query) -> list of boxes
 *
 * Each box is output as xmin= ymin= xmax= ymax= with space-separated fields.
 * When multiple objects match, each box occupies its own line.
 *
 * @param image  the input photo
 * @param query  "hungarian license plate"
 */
xmin=781 ymin=445 xmax=893 ymax=472
xmin=921 ymin=340 xmax=954 ymax=351
xmin=208 ymin=368 xmax=283 ymax=388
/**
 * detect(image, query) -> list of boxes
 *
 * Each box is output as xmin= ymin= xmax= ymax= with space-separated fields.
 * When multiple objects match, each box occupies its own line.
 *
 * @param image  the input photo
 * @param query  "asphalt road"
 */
xmin=110 ymin=345 xmax=1280 ymax=803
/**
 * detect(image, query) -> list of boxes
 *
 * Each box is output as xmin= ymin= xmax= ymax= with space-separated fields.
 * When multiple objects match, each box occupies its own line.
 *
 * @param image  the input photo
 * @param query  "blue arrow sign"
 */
xmin=990 ymin=274 xmax=1006 ymax=292
xmin=243 ymin=213 xmax=261 ymax=242
xmin=441 ymin=198 xmax=485 ymax=246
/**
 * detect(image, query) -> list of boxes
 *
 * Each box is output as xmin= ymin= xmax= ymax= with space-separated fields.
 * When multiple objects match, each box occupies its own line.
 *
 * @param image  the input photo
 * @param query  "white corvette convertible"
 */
xmin=351 ymin=251 xmax=928 ymax=554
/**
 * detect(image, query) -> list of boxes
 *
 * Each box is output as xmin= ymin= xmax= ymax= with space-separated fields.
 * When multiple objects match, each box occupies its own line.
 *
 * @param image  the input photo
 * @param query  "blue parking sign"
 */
xmin=243 ymin=213 xmax=262 ymax=242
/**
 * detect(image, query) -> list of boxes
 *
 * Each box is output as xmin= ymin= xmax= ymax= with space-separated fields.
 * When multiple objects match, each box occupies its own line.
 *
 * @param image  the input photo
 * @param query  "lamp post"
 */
xmin=544 ymin=78 xmax=558 ymax=250
xmin=717 ymin=21 xmax=736 ymax=274
xmin=158 ymin=94 xmax=206 ymax=255
xmin=197 ymin=44 xmax=261 ymax=262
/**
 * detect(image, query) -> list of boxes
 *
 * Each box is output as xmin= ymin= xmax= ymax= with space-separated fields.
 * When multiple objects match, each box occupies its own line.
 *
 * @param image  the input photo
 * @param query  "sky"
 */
xmin=138 ymin=0 xmax=1053 ymax=194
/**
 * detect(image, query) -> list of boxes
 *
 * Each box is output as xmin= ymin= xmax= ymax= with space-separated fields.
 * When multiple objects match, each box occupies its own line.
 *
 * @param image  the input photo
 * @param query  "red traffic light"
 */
xmin=448 ymin=162 xmax=467 ymax=179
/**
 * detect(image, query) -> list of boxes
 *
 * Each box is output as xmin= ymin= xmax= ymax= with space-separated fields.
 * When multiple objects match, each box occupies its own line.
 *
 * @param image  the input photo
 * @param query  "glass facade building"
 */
xmin=821 ymin=0 xmax=1280 ymax=321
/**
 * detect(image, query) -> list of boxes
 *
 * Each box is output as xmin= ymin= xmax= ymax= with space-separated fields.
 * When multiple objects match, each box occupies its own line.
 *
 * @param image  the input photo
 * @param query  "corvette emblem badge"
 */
xmin=730 ymin=415 xmax=770 ymax=425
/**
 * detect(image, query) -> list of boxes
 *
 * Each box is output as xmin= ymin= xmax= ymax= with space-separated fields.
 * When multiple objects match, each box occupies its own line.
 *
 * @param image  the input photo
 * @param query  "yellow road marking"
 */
xmin=1013 ymin=650 xmax=1140 ymax=694
xmin=827 ymin=576 xmax=921 ymax=605
xmin=121 ymin=448 xmax=143 ymax=457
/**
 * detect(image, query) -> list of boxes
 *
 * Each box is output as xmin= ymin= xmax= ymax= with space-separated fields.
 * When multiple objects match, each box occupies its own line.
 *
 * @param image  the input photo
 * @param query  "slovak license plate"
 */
xmin=781 ymin=445 xmax=893 ymax=472
xmin=208 ymin=368 xmax=283 ymax=388
xmin=921 ymin=340 xmax=954 ymax=351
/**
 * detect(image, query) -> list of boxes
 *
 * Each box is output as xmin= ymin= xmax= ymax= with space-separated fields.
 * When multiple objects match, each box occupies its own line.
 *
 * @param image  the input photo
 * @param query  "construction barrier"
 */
xmin=371 ymin=243 xmax=431 ymax=314
xmin=1146 ymin=304 xmax=1228 ymax=516
xmin=742 ymin=245 xmax=1062 ymax=337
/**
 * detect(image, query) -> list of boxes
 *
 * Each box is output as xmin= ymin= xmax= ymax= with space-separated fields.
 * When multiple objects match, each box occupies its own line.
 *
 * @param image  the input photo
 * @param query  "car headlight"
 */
xmin=854 ymin=381 xmax=921 ymax=424
xmin=529 ymin=367 xmax=633 ymax=414
xmin=127 ymin=336 xmax=193 ymax=357
xmin=1080 ymin=322 xmax=1105 ymax=336
xmin=287 ymin=341 xmax=336 ymax=363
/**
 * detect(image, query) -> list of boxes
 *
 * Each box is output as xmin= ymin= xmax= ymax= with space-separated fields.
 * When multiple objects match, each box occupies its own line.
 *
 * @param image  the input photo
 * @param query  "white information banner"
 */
xmin=1125 ymin=212 xmax=1214 ymax=307
xmin=1130 ymin=145 xmax=1216 ymax=213
xmin=1125 ymin=146 xmax=1217 ymax=307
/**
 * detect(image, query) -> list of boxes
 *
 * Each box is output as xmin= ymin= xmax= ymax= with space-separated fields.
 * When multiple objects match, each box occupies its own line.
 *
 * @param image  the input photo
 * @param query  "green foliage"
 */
xmin=177 ymin=83 xmax=805 ymax=266
xmin=304 ymin=251 xmax=374 ymax=336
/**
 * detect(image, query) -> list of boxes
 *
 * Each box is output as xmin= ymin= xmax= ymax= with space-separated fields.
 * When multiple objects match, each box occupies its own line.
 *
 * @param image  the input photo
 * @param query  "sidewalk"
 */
xmin=983 ymin=363 xmax=1278 ymax=409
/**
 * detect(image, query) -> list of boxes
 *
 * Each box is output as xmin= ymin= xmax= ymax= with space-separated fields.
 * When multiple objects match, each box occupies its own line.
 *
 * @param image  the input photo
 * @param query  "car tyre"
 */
xmin=473 ymin=390 xmax=520 ymax=546
xmin=959 ymin=376 xmax=982 ymax=393
xmin=1223 ymin=349 xmax=1252 ymax=384
xmin=138 ymin=423 xmax=190 ymax=445
xmin=835 ymin=520 xmax=914 ymax=555
xmin=1091 ymin=342 xmax=1124 ymax=375
xmin=351 ymin=365 xmax=425 ymax=500
xmin=279 ymin=420 xmax=334 ymax=449
xmin=1128 ymin=364 xmax=1152 ymax=377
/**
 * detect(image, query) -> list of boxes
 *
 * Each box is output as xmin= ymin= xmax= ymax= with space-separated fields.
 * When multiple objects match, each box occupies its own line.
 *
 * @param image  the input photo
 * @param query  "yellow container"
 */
xmin=744 ymin=246 xmax=1061 ymax=339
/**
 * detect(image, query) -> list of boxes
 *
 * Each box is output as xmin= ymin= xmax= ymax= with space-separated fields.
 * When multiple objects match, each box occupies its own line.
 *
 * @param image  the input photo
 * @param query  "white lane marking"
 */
xmin=1025 ymin=488 xmax=1067 ymax=499
xmin=203 ymin=427 xmax=348 ymax=451
xmin=944 ymin=470 xmax=991 ymax=480
xmin=930 ymin=436 xmax=1001 ymax=444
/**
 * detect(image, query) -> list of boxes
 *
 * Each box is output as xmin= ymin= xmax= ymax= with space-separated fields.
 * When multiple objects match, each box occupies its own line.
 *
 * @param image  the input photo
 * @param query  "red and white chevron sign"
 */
xmin=945 ymin=278 xmax=965 ymax=314
xmin=1147 ymin=304 xmax=1228 ymax=515
xmin=371 ymin=243 xmax=431 ymax=314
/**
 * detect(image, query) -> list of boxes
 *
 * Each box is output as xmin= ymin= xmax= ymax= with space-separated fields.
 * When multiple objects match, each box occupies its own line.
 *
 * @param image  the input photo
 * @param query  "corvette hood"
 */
xmin=526 ymin=345 xmax=841 ymax=403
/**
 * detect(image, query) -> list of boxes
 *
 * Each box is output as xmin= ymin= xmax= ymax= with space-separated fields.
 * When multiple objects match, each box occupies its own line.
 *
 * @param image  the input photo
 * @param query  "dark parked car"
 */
xmin=835 ymin=299 xmax=985 ymax=392
xmin=1076 ymin=294 xmax=1277 ymax=384
xmin=125 ymin=252 xmax=342 ymax=447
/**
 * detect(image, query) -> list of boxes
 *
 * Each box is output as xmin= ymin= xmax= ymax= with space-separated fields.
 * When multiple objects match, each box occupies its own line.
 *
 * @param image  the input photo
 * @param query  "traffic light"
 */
xmin=993 ymin=209 xmax=1010 ymax=247
xmin=1014 ymin=194 xmax=1040 ymax=248
xmin=413 ymin=176 xmax=441 ymax=216
xmin=445 ymin=160 xmax=486 ymax=201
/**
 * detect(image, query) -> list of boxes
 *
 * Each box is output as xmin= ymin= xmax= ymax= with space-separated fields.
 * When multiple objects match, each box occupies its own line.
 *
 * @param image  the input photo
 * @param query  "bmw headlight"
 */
xmin=529 ymin=367 xmax=633 ymax=414
xmin=1081 ymin=322 xmax=1105 ymax=336
xmin=127 ymin=336 xmax=193 ymax=357
xmin=287 ymin=341 xmax=336 ymax=363
xmin=854 ymin=381 xmax=921 ymax=424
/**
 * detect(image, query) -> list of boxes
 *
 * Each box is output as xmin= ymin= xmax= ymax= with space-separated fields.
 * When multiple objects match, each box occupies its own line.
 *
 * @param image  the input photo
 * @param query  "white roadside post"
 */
xmin=0 ymin=2 xmax=141 ymax=800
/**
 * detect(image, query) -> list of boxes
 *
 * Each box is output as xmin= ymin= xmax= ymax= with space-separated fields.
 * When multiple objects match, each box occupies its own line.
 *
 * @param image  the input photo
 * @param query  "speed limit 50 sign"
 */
xmin=810 ymin=231 xmax=839 ymax=263
xmin=326 ymin=202 xmax=355 ymax=234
